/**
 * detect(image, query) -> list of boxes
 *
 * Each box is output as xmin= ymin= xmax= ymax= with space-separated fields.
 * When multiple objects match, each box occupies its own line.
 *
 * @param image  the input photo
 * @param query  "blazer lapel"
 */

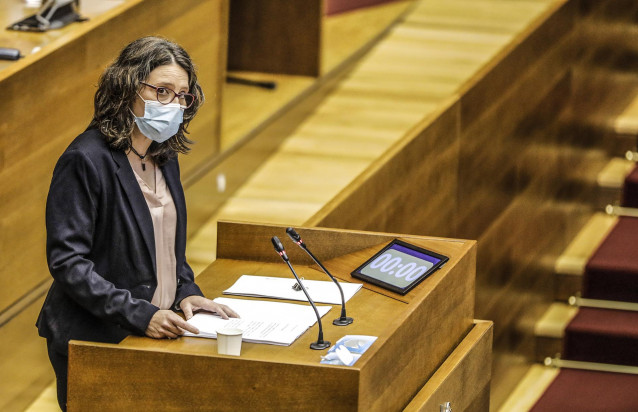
xmin=112 ymin=149 xmax=157 ymax=274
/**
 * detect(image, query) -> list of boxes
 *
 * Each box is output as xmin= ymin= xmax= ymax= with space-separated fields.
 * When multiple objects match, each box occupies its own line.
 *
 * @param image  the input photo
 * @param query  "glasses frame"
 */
xmin=140 ymin=81 xmax=196 ymax=109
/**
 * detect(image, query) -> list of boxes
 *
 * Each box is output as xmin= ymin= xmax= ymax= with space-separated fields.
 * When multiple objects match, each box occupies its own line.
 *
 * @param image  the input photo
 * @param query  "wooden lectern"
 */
xmin=68 ymin=222 xmax=492 ymax=411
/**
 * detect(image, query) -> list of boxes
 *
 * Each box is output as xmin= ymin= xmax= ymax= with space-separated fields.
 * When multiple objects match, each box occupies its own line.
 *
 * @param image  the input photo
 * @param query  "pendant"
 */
xmin=142 ymin=162 xmax=146 ymax=171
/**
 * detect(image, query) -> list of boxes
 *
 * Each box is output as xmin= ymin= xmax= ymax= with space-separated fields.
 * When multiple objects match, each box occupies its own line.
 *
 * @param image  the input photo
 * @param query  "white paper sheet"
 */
xmin=183 ymin=297 xmax=332 ymax=346
xmin=213 ymin=297 xmax=328 ymax=325
xmin=223 ymin=275 xmax=362 ymax=305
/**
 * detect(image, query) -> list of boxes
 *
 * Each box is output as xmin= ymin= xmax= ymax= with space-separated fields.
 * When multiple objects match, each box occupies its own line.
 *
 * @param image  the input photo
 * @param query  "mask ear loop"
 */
xmin=130 ymin=91 xmax=145 ymax=119
xmin=136 ymin=91 xmax=152 ymax=104
xmin=129 ymin=92 xmax=146 ymax=170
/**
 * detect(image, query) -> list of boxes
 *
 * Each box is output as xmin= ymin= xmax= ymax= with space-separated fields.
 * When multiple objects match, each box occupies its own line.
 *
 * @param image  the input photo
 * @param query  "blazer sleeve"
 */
xmin=173 ymin=260 xmax=203 ymax=310
xmin=46 ymin=149 xmax=158 ymax=335
xmin=172 ymin=157 xmax=204 ymax=309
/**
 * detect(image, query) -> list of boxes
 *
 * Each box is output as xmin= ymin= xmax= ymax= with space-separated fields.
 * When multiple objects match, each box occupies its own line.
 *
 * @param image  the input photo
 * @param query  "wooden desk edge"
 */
xmin=0 ymin=0 xmax=143 ymax=83
xmin=216 ymin=220 xmax=477 ymax=263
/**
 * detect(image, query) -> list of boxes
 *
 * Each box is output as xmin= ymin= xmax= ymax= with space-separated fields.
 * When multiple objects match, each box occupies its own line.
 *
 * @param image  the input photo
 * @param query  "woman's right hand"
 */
xmin=145 ymin=309 xmax=200 ymax=339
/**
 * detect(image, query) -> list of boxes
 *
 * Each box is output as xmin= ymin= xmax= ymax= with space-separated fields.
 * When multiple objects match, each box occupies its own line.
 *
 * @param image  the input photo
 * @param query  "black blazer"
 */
xmin=37 ymin=129 xmax=202 ymax=354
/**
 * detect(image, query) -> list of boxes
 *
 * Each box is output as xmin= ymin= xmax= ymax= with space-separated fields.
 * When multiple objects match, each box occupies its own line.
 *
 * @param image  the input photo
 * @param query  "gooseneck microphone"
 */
xmin=271 ymin=236 xmax=330 ymax=350
xmin=286 ymin=227 xmax=354 ymax=326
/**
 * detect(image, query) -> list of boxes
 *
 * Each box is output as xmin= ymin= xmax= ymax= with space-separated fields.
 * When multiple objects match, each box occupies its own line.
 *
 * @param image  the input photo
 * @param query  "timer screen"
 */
xmin=352 ymin=240 xmax=448 ymax=295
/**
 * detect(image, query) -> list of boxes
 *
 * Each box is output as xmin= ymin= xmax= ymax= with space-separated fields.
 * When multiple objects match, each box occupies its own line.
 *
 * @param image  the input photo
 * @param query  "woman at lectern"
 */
xmin=37 ymin=37 xmax=238 ymax=411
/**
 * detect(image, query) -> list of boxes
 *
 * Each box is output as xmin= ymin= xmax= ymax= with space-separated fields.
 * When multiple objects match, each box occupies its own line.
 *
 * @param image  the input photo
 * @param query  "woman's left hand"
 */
xmin=179 ymin=295 xmax=240 ymax=320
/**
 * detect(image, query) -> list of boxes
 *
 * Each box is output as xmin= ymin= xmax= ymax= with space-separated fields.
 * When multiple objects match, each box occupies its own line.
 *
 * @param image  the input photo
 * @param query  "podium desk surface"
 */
xmin=122 ymin=258 xmax=410 ymax=364
xmin=119 ymin=221 xmax=477 ymax=365
xmin=69 ymin=224 xmax=477 ymax=411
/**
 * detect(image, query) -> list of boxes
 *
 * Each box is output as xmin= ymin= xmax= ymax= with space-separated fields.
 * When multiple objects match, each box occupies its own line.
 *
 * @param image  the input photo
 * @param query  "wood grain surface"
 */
xmin=404 ymin=320 xmax=493 ymax=412
xmin=227 ymin=0 xmax=322 ymax=76
xmin=68 ymin=222 xmax=477 ymax=411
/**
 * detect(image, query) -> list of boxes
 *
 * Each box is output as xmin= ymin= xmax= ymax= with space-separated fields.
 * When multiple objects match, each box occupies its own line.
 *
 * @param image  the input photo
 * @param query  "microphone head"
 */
xmin=286 ymin=227 xmax=302 ymax=244
xmin=271 ymin=236 xmax=285 ymax=252
xmin=271 ymin=236 xmax=289 ymax=261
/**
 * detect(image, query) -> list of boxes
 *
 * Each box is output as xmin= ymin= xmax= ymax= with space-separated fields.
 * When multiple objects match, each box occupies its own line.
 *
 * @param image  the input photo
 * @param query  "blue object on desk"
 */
xmin=320 ymin=335 xmax=377 ymax=366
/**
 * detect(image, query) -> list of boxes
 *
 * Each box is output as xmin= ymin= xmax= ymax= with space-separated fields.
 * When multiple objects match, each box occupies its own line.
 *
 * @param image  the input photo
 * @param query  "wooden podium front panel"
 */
xmin=68 ymin=223 xmax=477 ymax=411
xmin=404 ymin=320 xmax=493 ymax=412
xmin=69 ymin=341 xmax=360 ymax=411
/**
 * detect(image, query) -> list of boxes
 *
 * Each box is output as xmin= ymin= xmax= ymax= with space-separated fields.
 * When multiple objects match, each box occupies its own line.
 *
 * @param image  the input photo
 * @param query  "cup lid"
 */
xmin=216 ymin=328 xmax=243 ymax=336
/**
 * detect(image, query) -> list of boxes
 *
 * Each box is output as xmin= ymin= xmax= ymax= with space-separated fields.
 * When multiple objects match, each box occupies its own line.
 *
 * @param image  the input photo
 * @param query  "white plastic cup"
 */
xmin=217 ymin=328 xmax=243 ymax=356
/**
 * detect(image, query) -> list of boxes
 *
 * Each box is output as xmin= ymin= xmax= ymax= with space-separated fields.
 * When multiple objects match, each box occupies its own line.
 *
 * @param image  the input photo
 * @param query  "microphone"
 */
xmin=286 ymin=227 xmax=354 ymax=326
xmin=271 ymin=236 xmax=330 ymax=350
xmin=226 ymin=75 xmax=277 ymax=90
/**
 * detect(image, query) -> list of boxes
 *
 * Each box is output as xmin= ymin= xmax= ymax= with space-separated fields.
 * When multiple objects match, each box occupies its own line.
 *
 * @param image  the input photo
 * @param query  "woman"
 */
xmin=37 ymin=36 xmax=238 ymax=411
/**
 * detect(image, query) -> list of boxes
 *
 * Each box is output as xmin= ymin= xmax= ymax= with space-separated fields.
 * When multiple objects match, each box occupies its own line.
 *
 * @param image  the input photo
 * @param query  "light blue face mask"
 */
xmin=132 ymin=96 xmax=184 ymax=143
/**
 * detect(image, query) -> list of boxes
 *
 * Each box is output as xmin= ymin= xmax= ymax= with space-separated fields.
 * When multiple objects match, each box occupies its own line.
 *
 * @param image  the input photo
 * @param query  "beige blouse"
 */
xmin=132 ymin=166 xmax=178 ymax=310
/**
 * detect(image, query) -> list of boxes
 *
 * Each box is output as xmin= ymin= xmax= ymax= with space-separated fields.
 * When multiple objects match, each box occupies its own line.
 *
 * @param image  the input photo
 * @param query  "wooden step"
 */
xmin=596 ymin=157 xmax=635 ymax=206
xmin=554 ymin=213 xmax=617 ymax=300
xmin=564 ymin=69 xmax=638 ymax=157
xmin=534 ymin=303 xmax=579 ymax=363
xmin=613 ymin=92 xmax=638 ymax=136
xmin=534 ymin=300 xmax=638 ymax=367
xmin=514 ymin=301 xmax=638 ymax=411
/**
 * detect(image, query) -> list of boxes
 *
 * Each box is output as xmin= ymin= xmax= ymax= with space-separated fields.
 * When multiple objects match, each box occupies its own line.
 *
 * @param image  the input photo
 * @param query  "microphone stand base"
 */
xmin=333 ymin=317 xmax=354 ymax=326
xmin=310 ymin=340 xmax=331 ymax=350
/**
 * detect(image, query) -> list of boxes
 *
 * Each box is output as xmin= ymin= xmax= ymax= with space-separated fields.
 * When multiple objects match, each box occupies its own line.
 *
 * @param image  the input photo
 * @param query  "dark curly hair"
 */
xmin=88 ymin=36 xmax=204 ymax=165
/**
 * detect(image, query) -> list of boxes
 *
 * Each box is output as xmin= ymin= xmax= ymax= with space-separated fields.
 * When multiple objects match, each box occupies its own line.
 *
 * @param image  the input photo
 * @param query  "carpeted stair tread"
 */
xmin=583 ymin=216 xmax=638 ymax=303
xmin=564 ymin=307 xmax=638 ymax=366
xmin=530 ymin=368 xmax=638 ymax=411
xmin=622 ymin=164 xmax=638 ymax=207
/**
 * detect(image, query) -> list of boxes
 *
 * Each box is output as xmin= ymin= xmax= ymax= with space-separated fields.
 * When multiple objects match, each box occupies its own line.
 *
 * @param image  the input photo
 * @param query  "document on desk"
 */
xmin=223 ymin=275 xmax=363 ymax=304
xmin=183 ymin=297 xmax=332 ymax=346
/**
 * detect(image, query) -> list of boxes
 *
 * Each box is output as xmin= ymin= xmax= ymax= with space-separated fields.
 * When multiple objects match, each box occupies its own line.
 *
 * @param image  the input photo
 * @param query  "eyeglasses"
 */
xmin=140 ymin=82 xmax=196 ymax=109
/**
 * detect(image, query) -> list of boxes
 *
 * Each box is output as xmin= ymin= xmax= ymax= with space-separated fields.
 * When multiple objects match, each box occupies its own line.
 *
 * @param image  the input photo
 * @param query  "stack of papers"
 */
xmin=183 ymin=297 xmax=331 ymax=346
xmin=223 ymin=275 xmax=363 ymax=304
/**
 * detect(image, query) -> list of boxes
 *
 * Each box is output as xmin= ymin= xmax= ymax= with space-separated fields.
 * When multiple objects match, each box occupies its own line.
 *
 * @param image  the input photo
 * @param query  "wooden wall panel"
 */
xmin=165 ymin=0 xmax=228 ymax=178
xmin=307 ymin=100 xmax=460 ymax=238
xmin=456 ymin=0 xmax=578 ymax=239
xmin=0 ymin=294 xmax=53 ymax=412
xmin=306 ymin=0 xmax=588 ymax=360
xmin=228 ymin=0 xmax=322 ymax=76
xmin=184 ymin=58 xmax=356 ymax=238
xmin=458 ymin=0 xmax=575 ymax=127
xmin=1 ymin=44 xmax=93 ymax=313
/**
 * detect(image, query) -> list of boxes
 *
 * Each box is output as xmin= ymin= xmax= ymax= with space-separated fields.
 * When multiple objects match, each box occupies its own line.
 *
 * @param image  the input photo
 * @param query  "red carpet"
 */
xmin=324 ymin=0 xmax=398 ymax=15
xmin=564 ymin=307 xmax=638 ymax=366
xmin=622 ymin=165 xmax=638 ymax=207
xmin=534 ymin=158 xmax=638 ymax=409
xmin=582 ymin=217 xmax=638 ymax=303
xmin=530 ymin=369 xmax=638 ymax=411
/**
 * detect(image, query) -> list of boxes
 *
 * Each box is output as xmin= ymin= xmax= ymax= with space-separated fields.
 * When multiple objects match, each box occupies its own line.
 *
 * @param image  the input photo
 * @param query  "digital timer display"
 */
xmin=351 ymin=240 xmax=448 ymax=295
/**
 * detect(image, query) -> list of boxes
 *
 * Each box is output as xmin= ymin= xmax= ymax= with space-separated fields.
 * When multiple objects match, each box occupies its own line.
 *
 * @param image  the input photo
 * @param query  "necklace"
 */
xmin=129 ymin=145 xmax=149 ymax=171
